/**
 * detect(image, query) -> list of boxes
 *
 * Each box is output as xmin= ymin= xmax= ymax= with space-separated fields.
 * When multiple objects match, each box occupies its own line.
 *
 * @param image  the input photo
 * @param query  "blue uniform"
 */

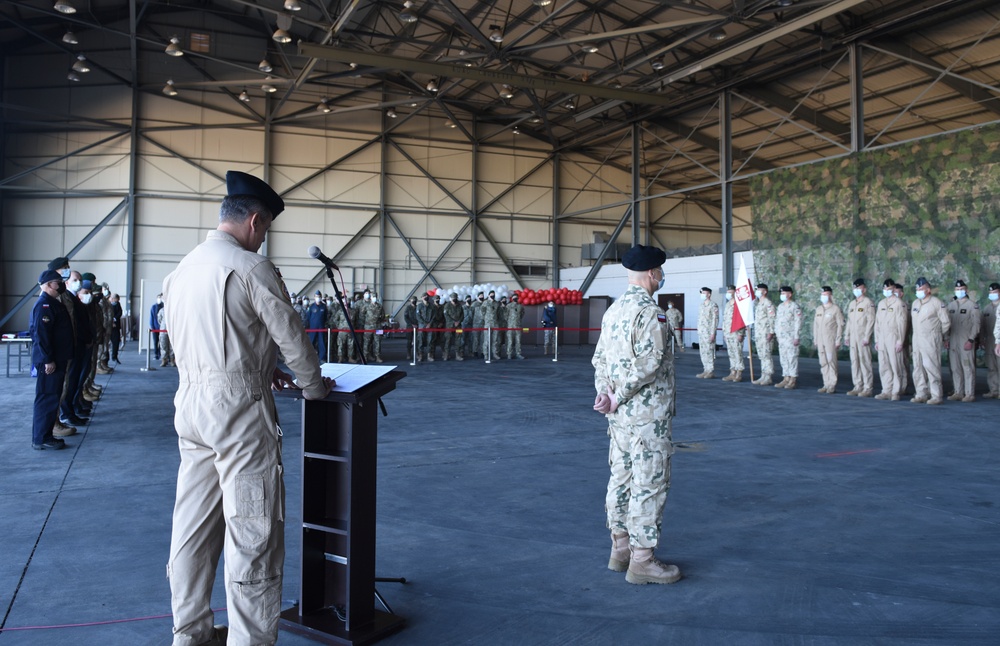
xmin=30 ymin=292 xmax=74 ymax=446
xmin=306 ymin=301 xmax=328 ymax=359
xmin=150 ymin=301 xmax=163 ymax=359
xmin=62 ymin=296 xmax=93 ymax=420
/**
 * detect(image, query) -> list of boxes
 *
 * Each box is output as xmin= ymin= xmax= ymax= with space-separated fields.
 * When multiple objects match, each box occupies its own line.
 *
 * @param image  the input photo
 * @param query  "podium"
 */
xmin=279 ymin=367 xmax=406 ymax=645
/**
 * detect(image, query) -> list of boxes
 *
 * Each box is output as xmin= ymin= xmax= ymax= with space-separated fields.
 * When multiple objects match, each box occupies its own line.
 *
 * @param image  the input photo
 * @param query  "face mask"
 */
xmin=916 ymin=290 xmax=927 ymax=300
xmin=478 ymin=296 xmax=484 ymax=302
xmin=754 ymin=289 xmax=761 ymax=298
xmin=56 ymin=283 xmax=66 ymax=294
xmin=955 ymin=290 xmax=966 ymax=299
xmin=156 ymin=297 xmax=163 ymax=305
xmin=60 ymin=269 xmax=71 ymax=280
xmin=80 ymin=293 xmax=93 ymax=305
xmin=700 ymin=293 xmax=707 ymax=301
xmin=820 ymin=294 xmax=830 ymax=304
xmin=67 ymin=279 xmax=81 ymax=293
xmin=780 ymin=294 xmax=788 ymax=302
xmin=548 ymin=303 xmax=555 ymax=308
xmin=657 ymin=277 xmax=665 ymax=291
xmin=315 ymin=298 xmax=322 ymax=304
xmin=364 ymin=293 xmax=371 ymax=300
xmin=103 ymin=289 xmax=110 ymax=297
xmin=990 ymin=293 xmax=999 ymax=302
xmin=852 ymin=288 xmax=862 ymax=298
xmin=489 ymin=295 xmax=495 ymax=300
xmin=883 ymin=289 xmax=893 ymax=298
xmin=667 ymin=304 xmax=673 ymax=309
xmin=726 ymin=293 xmax=733 ymax=301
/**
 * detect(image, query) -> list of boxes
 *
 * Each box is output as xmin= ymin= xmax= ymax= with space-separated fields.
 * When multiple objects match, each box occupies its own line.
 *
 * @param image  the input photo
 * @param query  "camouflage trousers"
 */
xmin=777 ymin=337 xmax=798 ymax=377
xmin=754 ymin=334 xmax=774 ymax=377
xmin=698 ymin=332 xmax=715 ymax=373
xmin=505 ymin=329 xmax=522 ymax=358
xmin=984 ymin=340 xmax=999 ymax=395
xmin=363 ymin=331 xmax=382 ymax=361
xmin=724 ymin=333 xmax=744 ymax=371
xmin=877 ymin=341 xmax=906 ymax=396
xmin=849 ymin=339 xmax=874 ymax=391
xmin=605 ymin=416 xmax=673 ymax=549
xmin=337 ymin=331 xmax=352 ymax=362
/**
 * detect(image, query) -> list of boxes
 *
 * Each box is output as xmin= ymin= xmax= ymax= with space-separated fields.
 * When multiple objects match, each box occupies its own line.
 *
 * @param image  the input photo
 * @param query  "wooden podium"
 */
xmin=279 ymin=367 xmax=406 ymax=646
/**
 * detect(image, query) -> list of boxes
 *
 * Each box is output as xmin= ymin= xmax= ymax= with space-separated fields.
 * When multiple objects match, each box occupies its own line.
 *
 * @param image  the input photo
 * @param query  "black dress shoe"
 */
xmin=32 ymin=438 xmax=66 ymax=450
xmin=60 ymin=415 xmax=88 ymax=426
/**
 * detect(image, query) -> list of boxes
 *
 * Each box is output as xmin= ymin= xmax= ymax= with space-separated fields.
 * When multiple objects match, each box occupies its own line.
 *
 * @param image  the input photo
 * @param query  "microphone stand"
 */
xmin=323 ymin=264 xmax=388 ymax=418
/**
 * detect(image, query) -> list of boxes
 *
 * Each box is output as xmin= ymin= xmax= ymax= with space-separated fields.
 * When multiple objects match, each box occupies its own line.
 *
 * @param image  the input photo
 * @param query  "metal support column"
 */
xmin=379 ymin=106 xmax=388 ymax=298
xmin=125 ymin=0 xmax=139 ymax=318
xmin=470 ymin=118 xmax=479 ymax=286
xmin=631 ymin=123 xmax=641 ymax=247
xmin=551 ymin=152 xmax=560 ymax=288
xmin=261 ymin=96 xmax=273 ymax=258
xmin=850 ymin=42 xmax=865 ymax=153
xmin=720 ymin=90 xmax=734 ymax=285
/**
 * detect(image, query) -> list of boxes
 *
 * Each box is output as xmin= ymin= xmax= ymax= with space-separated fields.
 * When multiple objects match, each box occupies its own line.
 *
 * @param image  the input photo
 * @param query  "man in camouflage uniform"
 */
xmin=774 ymin=286 xmax=803 ymax=389
xmin=480 ymin=290 xmax=500 ymax=360
xmin=402 ymin=296 xmax=418 ymax=361
xmin=98 ymin=283 xmax=115 ymax=373
xmin=158 ymin=302 xmax=175 ymax=366
xmin=695 ymin=287 xmax=719 ymax=378
xmin=664 ymin=301 xmax=683 ymax=352
xmin=813 ymin=285 xmax=844 ymax=393
xmin=874 ymin=278 xmax=909 ymax=400
xmin=363 ymin=294 xmax=385 ymax=363
xmin=946 ymin=279 xmax=979 ymax=402
xmin=721 ymin=284 xmax=746 ymax=382
xmin=980 ymin=282 xmax=1000 ymax=398
xmin=329 ymin=295 xmax=350 ymax=362
xmin=462 ymin=296 xmax=475 ymax=357
xmin=752 ymin=283 xmax=776 ymax=386
xmin=430 ymin=295 xmax=446 ymax=359
xmin=471 ymin=292 xmax=485 ymax=358
xmin=592 ymin=244 xmax=680 ymax=586
xmin=911 ymin=277 xmax=950 ymax=405
xmin=416 ymin=294 xmax=433 ymax=362
xmin=505 ymin=293 xmax=525 ymax=360
xmin=443 ymin=293 xmax=465 ymax=361
xmin=844 ymin=278 xmax=876 ymax=397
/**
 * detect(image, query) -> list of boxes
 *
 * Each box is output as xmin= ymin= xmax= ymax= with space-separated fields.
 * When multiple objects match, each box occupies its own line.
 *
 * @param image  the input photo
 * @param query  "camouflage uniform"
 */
xmin=664 ymin=307 xmax=683 ymax=351
xmin=505 ymin=300 xmax=525 ymax=359
xmin=430 ymin=299 xmax=445 ymax=358
xmin=874 ymin=295 xmax=908 ymax=398
xmin=402 ymin=300 xmax=418 ymax=361
xmin=696 ymin=298 xmax=719 ymax=375
xmin=981 ymin=299 xmax=1000 ymax=396
xmin=592 ymin=285 xmax=675 ymax=550
xmin=157 ymin=306 xmax=174 ymax=366
xmin=363 ymin=299 xmax=384 ymax=362
xmin=813 ymin=302 xmax=845 ymax=391
xmin=911 ymin=295 xmax=950 ymax=402
xmin=722 ymin=298 xmax=745 ymax=373
xmin=471 ymin=299 xmax=485 ymax=357
xmin=480 ymin=297 xmax=500 ymax=359
xmin=844 ymin=295 xmax=876 ymax=394
xmin=330 ymin=300 xmax=351 ymax=362
xmin=775 ymin=299 xmax=803 ymax=380
xmin=946 ymin=296 xmax=979 ymax=399
xmin=753 ymin=297 xmax=776 ymax=381
xmin=416 ymin=298 xmax=433 ymax=361
xmin=443 ymin=298 xmax=464 ymax=360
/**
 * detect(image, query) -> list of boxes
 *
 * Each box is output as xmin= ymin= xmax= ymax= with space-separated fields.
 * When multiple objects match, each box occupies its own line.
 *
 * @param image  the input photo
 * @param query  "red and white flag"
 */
xmin=732 ymin=254 xmax=754 ymax=332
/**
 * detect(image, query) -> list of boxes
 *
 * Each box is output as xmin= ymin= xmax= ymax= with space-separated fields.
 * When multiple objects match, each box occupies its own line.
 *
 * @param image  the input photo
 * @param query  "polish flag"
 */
xmin=732 ymin=254 xmax=754 ymax=332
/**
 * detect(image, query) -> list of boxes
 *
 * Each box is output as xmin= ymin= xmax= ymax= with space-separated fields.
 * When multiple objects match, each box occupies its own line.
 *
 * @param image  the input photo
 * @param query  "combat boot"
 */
xmin=695 ymin=371 xmax=706 ymax=378
xmin=962 ymin=394 xmax=975 ymax=402
xmin=858 ymin=390 xmax=873 ymax=398
xmin=456 ymin=353 xmax=464 ymax=361
xmin=160 ymin=357 xmax=168 ymax=367
xmin=910 ymin=395 xmax=928 ymax=403
xmin=721 ymin=370 xmax=734 ymax=382
xmin=608 ymin=532 xmax=630 ymax=572
xmin=947 ymin=392 xmax=963 ymax=401
xmin=731 ymin=370 xmax=742 ymax=382
xmin=846 ymin=388 xmax=859 ymax=396
xmin=774 ymin=376 xmax=789 ymax=388
xmin=53 ymin=420 xmax=77 ymax=437
xmin=874 ymin=393 xmax=890 ymax=400
xmin=784 ymin=377 xmax=797 ymax=389
xmin=927 ymin=397 xmax=943 ymax=405
xmin=625 ymin=547 xmax=681 ymax=585
xmin=983 ymin=392 xmax=997 ymax=399
xmin=427 ymin=354 xmax=434 ymax=362
xmin=83 ymin=389 xmax=100 ymax=402
xmin=199 ymin=625 xmax=228 ymax=646
xmin=756 ymin=374 xmax=772 ymax=386
xmin=98 ymin=360 xmax=113 ymax=373
xmin=702 ymin=372 xmax=713 ymax=379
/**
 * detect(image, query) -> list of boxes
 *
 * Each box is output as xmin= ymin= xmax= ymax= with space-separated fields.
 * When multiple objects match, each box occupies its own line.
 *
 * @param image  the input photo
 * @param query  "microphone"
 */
xmin=308 ymin=246 xmax=338 ymax=270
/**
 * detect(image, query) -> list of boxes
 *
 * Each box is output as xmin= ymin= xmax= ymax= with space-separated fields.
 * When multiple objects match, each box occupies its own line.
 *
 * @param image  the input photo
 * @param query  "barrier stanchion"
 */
xmin=485 ymin=326 xmax=492 ymax=364
xmin=410 ymin=327 xmax=417 ymax=366
xmin=140 ymin=329 xmax=154 ymax=372
xmin=326 ymin=328 xmax=332 ymax=363
xmin=553 ymin=326 xmax=559 ymax=362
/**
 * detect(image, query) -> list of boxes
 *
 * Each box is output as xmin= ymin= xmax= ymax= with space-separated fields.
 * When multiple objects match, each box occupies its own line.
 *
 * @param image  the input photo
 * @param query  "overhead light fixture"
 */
xmin=284 ymin=0 xmax=302 ymax=11
xmin=317 ymin=99 xmax=332 ymax=113
xmin=489 ymin=25 xmax=503 ymax=43
xmin=444 ymin=118 xmax=457 ymax=128
xmin=71 ymin=54 xmax=90 ymax=73
xmin=532 ymin=0 xmax=553 ymax=5
xmin=564 ymin=100 xmax=575 ymax=110
xmin=499 ymin=84 xmax=514 ymax=99
xmin=581 ymin=43 xmax=599 ymax=54
xmin=53 ymin=0 xmax=76 ymax=14
xmin=258 ymin=57 xmax=273 ymax=73
xmin=610 ymin=80 xmax=622 ymax=89
xmin=775 ymin=0 xmax=794 ymax=6
xmin=529 ymin=115 xmax=542 ymax=124
xmin=709 ymin=28 xmax=727 ymax=41
xmin=386 ymin=108 xmax=397 ymax=118
xmin=651 ymin=58 xmax=665 ymax=71
xmin=512 ymin=126 xmax=521 ymax=135
xmin=400 ymin=1 xmax=418 ymax=23
xmin=67 ymin=71 xmax=80 ymax=82
xmin=62 ymin=29 xmax=78 ymax=45
xmin=165 ymin=36 xmax=184 ymax=56
xmin=163 ymin=80 xmax=178 ymax=96
xmin=273 ymin=13 xmax=294 ymax=43
xmin=426 ymin=78 xmax=439 ymax=93
xmin=262 ymin=77 xmax=277 ymax=93
xmin=239 ymin=88 xmax=250 ymax=103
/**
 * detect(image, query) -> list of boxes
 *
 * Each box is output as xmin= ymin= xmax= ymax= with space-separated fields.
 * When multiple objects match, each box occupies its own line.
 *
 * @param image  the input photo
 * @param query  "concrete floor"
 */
xmin=1 ymin=339 xmax=998 ymax=645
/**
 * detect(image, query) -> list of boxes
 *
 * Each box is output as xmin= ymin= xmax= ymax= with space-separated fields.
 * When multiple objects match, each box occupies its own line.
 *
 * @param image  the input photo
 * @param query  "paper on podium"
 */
xmin=320 ymin=363 xmax=397 ymax=393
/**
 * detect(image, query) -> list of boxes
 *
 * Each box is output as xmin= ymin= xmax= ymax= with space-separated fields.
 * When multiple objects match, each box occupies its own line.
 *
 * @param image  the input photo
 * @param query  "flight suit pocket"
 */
xmin=234 ymin=473 xmax=269 ymax=547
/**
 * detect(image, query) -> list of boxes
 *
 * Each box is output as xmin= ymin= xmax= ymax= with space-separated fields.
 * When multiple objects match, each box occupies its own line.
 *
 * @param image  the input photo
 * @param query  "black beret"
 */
xmin=47 ymin=257 xmax=70 ymax=271
xmin=226 ymin=170 xmax=284 ymax=219
xmin=954 ymin=279 xmax=967 ymax=288
xmin=780 ymin=285 xmax=793 ymax=293
xmin=883 ymin=278 xmax=895 ymax=288
xmin=916 ymin=277 xmax=930 ymax=287
xmin=893 ymin=283 xmax=904 ymax=290
xmin=756 ymin=283 xmax=768 ymax=291
xmin=853 ymin=278 xmax=865 ymax=287
xmin=727 ymin=284 xmax=736 ymax=290
xmin=700 ymin=287 xmax=712 ymax=294
xmin=990 ymin=283 xmax=1000 ymax=291
xmin=821 ymin=285 xmax=833 ymax=293
xmin=38 ymin=269 xmax=63 ymax=285
xmin=621 ymin=245 xmax=666 ymax=271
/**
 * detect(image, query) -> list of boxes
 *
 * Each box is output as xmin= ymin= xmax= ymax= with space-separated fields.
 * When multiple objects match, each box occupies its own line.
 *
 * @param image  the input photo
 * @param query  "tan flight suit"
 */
xmin=946 ymin=296 xmax=980 ymax=398
xmin=874 ymin=295 xmax=908 ymax=397
xmin=697 ymin=297 xmax=719 ymax=374
xmin=722 ymin=298 xmax=745 ymax=372
xmin=981 ymin=299 xmax=1000 ymax=396
xmin=164 ymin=230 xmax=325 ymax=646
xmin=813 ymin=301 xmax=845 ymax=391
xmin=844 ymin=294 xmax=876 ymax=393
xmin=911 ymin=295 xmax=950 ymax=401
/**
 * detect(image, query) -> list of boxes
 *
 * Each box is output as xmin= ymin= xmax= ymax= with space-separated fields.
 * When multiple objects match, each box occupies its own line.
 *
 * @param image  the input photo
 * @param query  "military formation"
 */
xmin=702 ymin=276 xmax=1000 ymax=405
xmin=291 ymin=288 xmax=386 ymax=363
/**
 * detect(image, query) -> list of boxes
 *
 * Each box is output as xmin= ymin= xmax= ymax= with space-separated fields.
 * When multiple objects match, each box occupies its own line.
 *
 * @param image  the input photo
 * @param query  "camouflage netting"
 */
xmin=751 ymin=122 xmax=1000 ymax=352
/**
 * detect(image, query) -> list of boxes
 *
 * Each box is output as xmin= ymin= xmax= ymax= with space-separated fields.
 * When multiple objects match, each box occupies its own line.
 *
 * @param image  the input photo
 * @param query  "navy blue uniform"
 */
xmin=150 ymin=301 xmax=163 ymax=359
xmin=62 ymin=296 xmax=94 ymax=420
xmin=306 ymin=301 xmax=328 ymax=359
xmin=30 ymin=292 xmax=74 ymax=446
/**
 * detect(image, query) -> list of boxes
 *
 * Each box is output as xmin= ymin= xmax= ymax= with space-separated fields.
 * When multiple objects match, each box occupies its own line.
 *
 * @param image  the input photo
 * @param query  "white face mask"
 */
xmin=657 ymin=277 xmax=665 ymax=291
xmin=990 ymin=293 xmax=1000 ymax=302
xmin=315 ymin=297 xmax=322 ymax=304
xmin=700 ymin=293 xmax=707 ymax=301
xmin=883 ymin=289 xmax=893 ymax=299
xmin=364 ymin=293 xmax=371 ymax=300
xmin=156 ymin=297 xmax=163 ymax=305
xmin=667 ymin=304 xmax=673 ymax=309
xmin=67 ymin=279 xmax=81 ymax=293
xmin=103 ymin=289 xmax=110 ymax=297
xmin=820 ymin=294 xmax=830 ymax=304
xmin=852 ymin=288 xmax=862 ymax=298
xmin=79 ymin=292 xmax=93 ymax=305
xmin=780 ymin=294 xmax=788 ymax=302
xmin=916 ymin=290 xmax=927 ymax=300
xmin=754 ymin=289 xmax=761 ymax=298
xmin=955 ymin=290 xmax=966 ymax=299
xmin=726 ymin=292 xmax=733 ymax=301
xmin=548 ymin=303 xmax=554 ymax=308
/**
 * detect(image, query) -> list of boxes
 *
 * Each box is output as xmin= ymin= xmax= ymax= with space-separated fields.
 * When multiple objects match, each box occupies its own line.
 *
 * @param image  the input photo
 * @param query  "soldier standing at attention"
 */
xmin=163 ymin=171 xmax=332 ymax=645
xmin=329 ymin=295 xmax=350 ymax=363
xmin=30 ymin=269 xmax=74 ymax=451
xmin=592 ymin=244 xmax=680 ymax=586
xmin=664 ymin=301 xmax=683 ymax=352
xmin=774 ymin=286 xmax=803 ymax=390
xmin=364 ymin=294 xmax=385 ymax=363
xmin=505 ymin=293 xmax=525 ymax=360
xmin=945 ymin=280 xmax=979 ymax=402
xmin=480 ymin=290 xmax=500 ymax=360
xmin=462 ymin=296 xmax=475 ymax=358
xmin=980 ymin=282 xmax=1000 ymax=398
xmin=402 ymin=296 xmax=418 ymax=361
xmin=430 ymin=294 xmax=446 ymax=359
xmin=844 ymin=278 xmax=876 ymax=397
xmin=813 ymin=286 xmax=845 ymax=394
xmin=471 ymin=292 xmax=485 ymax=358
xmin=910 ymin=277 xmax=950 ymax=405
xmin=443 ymin=293 xmax=464 ymax=361
xmin=721 ymin=285 xmax=746 ymax=382
xmin=874 ymin=278 xmax=908 ymax=400
xmin=416 ymin=294 xmax=433 ymax=362
xmin=894 ymin=282 xmax=911 ymax=394
xmin=752 ymin=283 xmax=776 ymax=386
xmin=695 ymin=287 xmax=719 ymax=378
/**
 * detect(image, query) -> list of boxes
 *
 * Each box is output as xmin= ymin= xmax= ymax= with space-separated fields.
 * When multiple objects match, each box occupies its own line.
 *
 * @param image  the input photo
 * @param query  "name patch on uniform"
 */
xmin=857 ymin=307 xmax=864 ymax=312
xmin=657 ymin=313 xmax=666 ymax=323
xmin=960 ymin=309 xmax=967 ymax=314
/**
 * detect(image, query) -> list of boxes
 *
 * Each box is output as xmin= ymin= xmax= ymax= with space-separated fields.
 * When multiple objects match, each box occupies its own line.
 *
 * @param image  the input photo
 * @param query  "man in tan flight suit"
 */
xmin=844 ymin=278 xmax=876 ymax=397
xmin=981 ymin=282 xmax=1000 ymax=398
xmin=874 ymin=278 xmax=908 ymax=400
xmin=910 ymin=277 xmax=950 ymax=405
xmin=945 ymin=279 xmax=979 ymax=402
xmin=813 ymin=285 xmax=845 ymax=393
xmin=164 ymin=171 xmax=333 ymax=646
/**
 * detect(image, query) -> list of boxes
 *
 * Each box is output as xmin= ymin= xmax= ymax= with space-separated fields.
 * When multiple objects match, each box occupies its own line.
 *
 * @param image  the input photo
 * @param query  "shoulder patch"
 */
xmin=657 ymin=313 xmax=666 ymax=323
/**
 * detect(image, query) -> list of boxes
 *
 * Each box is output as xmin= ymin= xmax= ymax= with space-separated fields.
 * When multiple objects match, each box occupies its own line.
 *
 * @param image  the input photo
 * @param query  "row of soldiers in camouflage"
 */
xmin=292 ymin=290 xmax=385 ymax=363
xmin=697 ymin=277 xmax=1000 ymax=405
xmin=399 ymin=289 xmax=533 ymax=362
